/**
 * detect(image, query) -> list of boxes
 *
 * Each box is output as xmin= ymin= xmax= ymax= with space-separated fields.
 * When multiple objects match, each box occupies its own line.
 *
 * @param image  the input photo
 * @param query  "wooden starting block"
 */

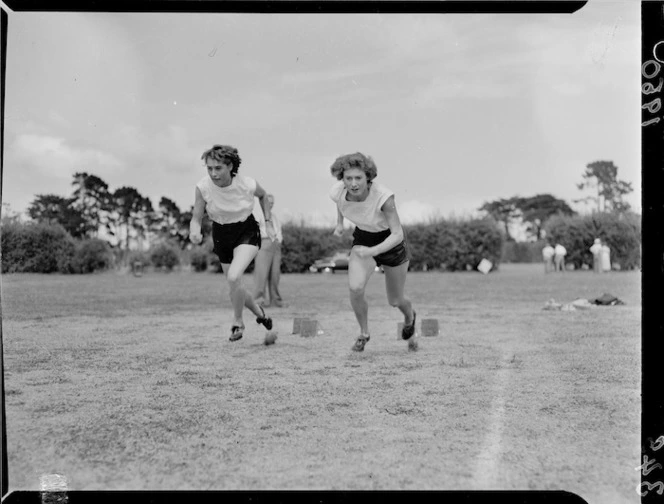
xmin=300 ymin=319 xmax=321 ymax=337
xmin=421 ymin=319 xmax=440 ymax=337
xmin=398 ymin=319 xmax=440 ymax=339
xmin=292 ymin=317 xmax=308 ymax=335
xmin=397 ymin=322 xmax=405 ymax=340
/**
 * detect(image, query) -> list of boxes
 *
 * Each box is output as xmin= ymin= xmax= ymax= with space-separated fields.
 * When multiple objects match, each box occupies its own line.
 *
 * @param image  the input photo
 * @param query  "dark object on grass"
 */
xmin=590 ymin=293 xmax=625 ymax=306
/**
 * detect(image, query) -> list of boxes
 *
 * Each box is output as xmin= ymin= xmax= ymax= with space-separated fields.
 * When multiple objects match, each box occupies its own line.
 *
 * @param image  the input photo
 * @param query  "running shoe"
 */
xmin=401 ymin=310 xmax=417 ymax=340
xmin=352 ymin=334 xmax=370 ymax=352
xmin=256 ymin=306 xmax=273 ymax=331
xmin=230 ymin=324 xmax=245 ymax=342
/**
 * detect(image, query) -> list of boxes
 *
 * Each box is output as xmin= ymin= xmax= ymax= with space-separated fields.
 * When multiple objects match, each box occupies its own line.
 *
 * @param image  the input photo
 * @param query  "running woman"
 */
xmin=189 ymin=144 xmax=273 ymax=341
xmin=329 ymin=152 xmax=417 ymax=352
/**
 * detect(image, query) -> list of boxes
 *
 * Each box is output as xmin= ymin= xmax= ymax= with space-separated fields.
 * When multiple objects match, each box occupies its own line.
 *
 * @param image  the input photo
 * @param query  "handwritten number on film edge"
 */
xmin=638 ymin=437 xmax=664 ymax=497
xmin=642 ymin=45 xmax=664 ymax=127
xmin=651 ymin=436 xmax=664 ymax=452
xmin=641 ymin=13 xmax=664 ymax=500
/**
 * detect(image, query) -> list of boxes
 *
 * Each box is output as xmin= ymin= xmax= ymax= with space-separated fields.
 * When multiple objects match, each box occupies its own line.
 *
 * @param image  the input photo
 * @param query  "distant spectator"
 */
xmin=589 ymin=238 xmax=602 ymax=274
xmin=554 ymin=243 xmax=567 ymax=272
xmin=601 ymin=243 xmax=611 ymax=272
xmin=252 ymin=194 xmax=286 ymax=308
xmin=542 ymin=242 xmax=555 ymax=273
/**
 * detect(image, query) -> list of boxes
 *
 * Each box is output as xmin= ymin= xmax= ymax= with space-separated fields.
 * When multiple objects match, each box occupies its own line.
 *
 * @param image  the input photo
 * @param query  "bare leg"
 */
xmin=269 ymin=244 xmax=283 ymax=306
xmin=252 ymin=240 xmax=271 ymax=306
xmin=222 ymin=244 xmax=262 ymax=328
xmin=383 ymin=260 xmax=414 ymax=323
xmin=347 ymin=249 xmax=376 ymax=336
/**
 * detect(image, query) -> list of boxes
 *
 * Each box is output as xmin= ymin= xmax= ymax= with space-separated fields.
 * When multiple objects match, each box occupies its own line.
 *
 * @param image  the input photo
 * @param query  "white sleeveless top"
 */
xmin=329 ymin=180 xmax=394 ymax=232
xmin=197 ymin=175 xmax=257 ymax=225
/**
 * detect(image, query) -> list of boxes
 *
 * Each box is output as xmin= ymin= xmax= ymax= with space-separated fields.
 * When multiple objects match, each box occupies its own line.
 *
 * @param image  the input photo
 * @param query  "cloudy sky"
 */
xmin=2 ymin=2 xmax=640 ymax=227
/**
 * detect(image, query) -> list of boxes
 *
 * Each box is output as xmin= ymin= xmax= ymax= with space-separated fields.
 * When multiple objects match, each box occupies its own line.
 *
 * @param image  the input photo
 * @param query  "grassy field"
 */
xmin=1 ymin=264 xmax=641 ymax=502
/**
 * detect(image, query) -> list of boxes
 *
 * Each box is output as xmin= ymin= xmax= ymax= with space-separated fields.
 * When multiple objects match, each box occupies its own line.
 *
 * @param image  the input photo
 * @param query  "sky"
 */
xmin=1 ymin=1 xmax=641 ymax=228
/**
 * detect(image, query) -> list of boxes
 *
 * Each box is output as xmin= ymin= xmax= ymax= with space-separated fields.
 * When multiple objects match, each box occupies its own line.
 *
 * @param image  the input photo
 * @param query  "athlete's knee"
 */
xmin=349 ymin=285 xmax=365 ymax=298
xmin=226 ymin=270 xmax=243 ymax=285
xmin=387 ymin=296 xmax=402 ymax=307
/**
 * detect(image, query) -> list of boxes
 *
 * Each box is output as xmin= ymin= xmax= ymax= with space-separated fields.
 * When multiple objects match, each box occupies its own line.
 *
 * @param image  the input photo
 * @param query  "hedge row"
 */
xmin=501 ymin=241 xmax=544 ymax=263
xmin=265 ymin=217 xmax=502 ymax=273
xmin=1 ymin=221 xmax=182 ymax=274
xmin=404 ymin=218 xmax=503 ymax=272
xmin=3 ymin=211 xmax=640 ymax=274
xmin=183 ymin=218 xmax=503 ymax=274
xmin=1 ymin=222 xmax=112 ymax=273
xmin=280 ymin=225 xmax=355 ymax=273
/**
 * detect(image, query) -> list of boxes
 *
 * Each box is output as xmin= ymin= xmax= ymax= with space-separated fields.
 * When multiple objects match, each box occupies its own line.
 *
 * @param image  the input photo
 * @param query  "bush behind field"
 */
xmin=150 ymin=243 xmax=181 ymax=271
xmin=189 ymin=248 xmax=209 ymax=272
xmin=405 ymin=218 xmax=503 ymax=272
xmin=501 ymin=241 xmax=544 ymax=264
xmin=2 ymin=212 xmax=640 ymax=274
xmin=278 ymin=217 xmax=503 ymax=273
xmin=2 ymin=221 xmax=151 ymax=274
xmin=544 ymin=212 xmax=641 ymax=270
xmin=73 ymin=238 xmax=115 ymax=273
xmin=1 ymin=221 xmax=77 ymax=273
xmin=281 ymin=225 xmax=355 ymax=273
xmin=0 ymin=217 xmax=506 ymax=274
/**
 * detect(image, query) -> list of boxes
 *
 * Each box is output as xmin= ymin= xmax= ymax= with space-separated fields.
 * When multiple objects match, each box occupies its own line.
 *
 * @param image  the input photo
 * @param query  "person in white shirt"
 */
xmin=589 ymin=238 xmax=602 ymax=273
xmin=329 ymin=152 xmax=417 ymax=352
xmin=601 ymin=243 xmax=611 ymax=272
xmin=189 ymin=144 xmax=274 ymax=342
xmin=252 ymin=194 xmax=286 ymax=308
xmin=554 ymin=243 xmax=567 ymax=272
xmin=542 ymin=242 xmax=555 ymax=273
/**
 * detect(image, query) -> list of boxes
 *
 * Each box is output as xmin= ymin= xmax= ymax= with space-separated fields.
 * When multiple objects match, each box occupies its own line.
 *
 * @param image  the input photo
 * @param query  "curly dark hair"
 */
xmin=201 ymin=145 xmax=242 ymax=178
xmin=330 ymin=152 xmax=377 ymax=181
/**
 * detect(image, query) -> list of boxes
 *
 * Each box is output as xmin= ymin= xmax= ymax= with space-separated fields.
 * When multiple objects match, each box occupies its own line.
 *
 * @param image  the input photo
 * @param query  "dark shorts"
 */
xmin=352 ymin=227 xmax=410 ymax=268
xmin=212 ymin=215 xmax=261 ymax=264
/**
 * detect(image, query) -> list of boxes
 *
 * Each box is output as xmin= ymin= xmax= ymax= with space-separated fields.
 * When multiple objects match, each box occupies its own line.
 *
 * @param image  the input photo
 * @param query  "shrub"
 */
xmin=126 ymin=249 xmax=152 ymax=269
xmin=502 ymin=241 xmax=544 ymax=263
xmin=277 ymin=218 xmax=503 ymax=273
xmin=404 ymin=223 xmax=453 ymax=271
xmin=190 ymin=248 xmax=209 ymax=272
xmin=405 ymin=217 xmax=503 ymax=272
xmin=544 ymin=212 xmax=641 ymax=270
xmin=73 ymin=238 xmax=114 ymax=273
xmin=1 ymin=221 xmax=76 ymax=273
xmin=208 ymin=252 xmax=222 ymax=273
xmin=198 ymin=239 xmax=223 ymax=273
xmin=281 ymin=224 xmax=354 ymax=273
xmin=149 ymin=243 xmax=181 ymax=271
xmin=435 ymin=222 xmax=468 ymax=271
xmin=456 ymin=218 xmax=503 ymax=271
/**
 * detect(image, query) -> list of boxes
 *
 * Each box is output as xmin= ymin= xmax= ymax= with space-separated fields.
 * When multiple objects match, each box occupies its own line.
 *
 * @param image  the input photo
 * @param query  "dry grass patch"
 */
xmin=2 ymin=265 xmax=640 ymax=502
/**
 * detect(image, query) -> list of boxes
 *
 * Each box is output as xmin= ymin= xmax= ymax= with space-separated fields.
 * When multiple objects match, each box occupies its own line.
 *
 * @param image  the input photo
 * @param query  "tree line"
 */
xmin=27 ymin=160 xmax=633 ymax=246
xmin=25 ymin=172 xmax=211 ymax=256
xmin=478 ymin=160 xmax=634 ymax=241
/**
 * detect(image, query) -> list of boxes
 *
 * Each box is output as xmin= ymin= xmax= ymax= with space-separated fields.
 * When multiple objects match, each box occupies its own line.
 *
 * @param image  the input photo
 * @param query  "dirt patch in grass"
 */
xmin=2 ymin=265 xmax=640 ymax=502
